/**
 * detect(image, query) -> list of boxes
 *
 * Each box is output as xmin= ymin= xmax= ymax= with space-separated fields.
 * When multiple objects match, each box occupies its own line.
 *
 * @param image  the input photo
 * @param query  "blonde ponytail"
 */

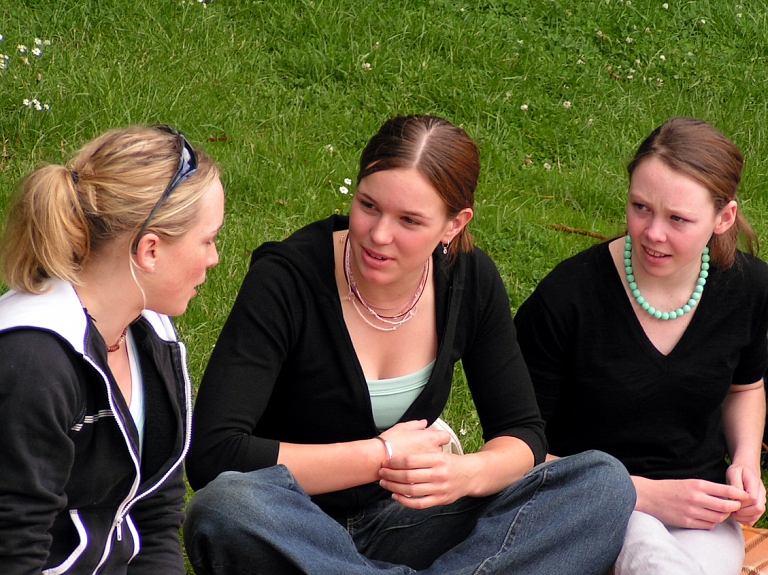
xmin=0 ymin=165 xmax=90 ymax=293
xmin=0 ymin=125 xmax=219 ymax=293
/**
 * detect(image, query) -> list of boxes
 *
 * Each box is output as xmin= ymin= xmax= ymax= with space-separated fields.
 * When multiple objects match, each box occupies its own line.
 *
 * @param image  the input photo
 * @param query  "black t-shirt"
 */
xmin=515 ymin=241 xmax=768 ymax=483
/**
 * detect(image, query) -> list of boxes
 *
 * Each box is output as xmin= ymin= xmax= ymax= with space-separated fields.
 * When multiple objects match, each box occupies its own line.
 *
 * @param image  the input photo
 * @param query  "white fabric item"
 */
xmin=126 ymin=330 xmax=145 ymax=457
xmin=615 ymin=511 xmax=744 ymax=575
xmin=430 ymin=417 xmax=464 ymax=455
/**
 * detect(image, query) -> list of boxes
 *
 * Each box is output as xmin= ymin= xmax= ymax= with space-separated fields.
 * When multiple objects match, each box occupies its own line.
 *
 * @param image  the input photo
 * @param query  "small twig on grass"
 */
xmin=547 ymin=224 xmax=608 ymax=240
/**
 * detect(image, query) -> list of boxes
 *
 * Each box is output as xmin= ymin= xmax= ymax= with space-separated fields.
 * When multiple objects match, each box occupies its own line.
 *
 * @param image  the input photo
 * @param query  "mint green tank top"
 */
xmin=367 ymin=361 xmax=435 ymax=432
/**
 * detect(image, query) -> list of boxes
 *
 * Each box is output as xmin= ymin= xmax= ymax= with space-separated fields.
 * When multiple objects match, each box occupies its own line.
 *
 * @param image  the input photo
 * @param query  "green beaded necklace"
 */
xmin=624 ymin=235 xmax=710 ymax=321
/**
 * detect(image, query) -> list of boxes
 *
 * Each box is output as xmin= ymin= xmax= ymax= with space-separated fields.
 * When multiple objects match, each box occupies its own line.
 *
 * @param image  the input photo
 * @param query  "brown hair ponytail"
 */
xmin=628 ymin=118 xmax=757 ymax=269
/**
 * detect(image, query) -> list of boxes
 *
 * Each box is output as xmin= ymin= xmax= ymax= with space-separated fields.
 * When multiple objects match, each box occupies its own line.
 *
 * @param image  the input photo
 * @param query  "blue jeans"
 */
xmin=184 ymin=450 xmax=634 ymax=575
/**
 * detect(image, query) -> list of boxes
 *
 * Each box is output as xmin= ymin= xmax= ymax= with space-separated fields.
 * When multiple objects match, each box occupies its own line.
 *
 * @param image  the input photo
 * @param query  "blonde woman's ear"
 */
xmin=133 ymin=233 xmax=160 ymax=272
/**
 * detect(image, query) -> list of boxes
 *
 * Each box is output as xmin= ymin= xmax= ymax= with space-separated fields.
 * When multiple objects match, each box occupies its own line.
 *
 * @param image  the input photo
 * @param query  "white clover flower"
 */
xmin=344 ymin=178 xmax=352 ymax=186
xmin=459 ymin=428 xmax=467 ymax=436
xmin=362 ymin=62 xmax=372 ymax=71
xmin=43 ymin=103 xmax=50 ymax=111
xmin=645 ymin=27 xmax=651 ymax=33
xmin=0 ymin=34 xmax=5 ymax=42
xmin=544 ymin=163 xmax=552 ymax=171
xmin=662 ymin=2 xmax=668 ymax=8
xmin=0 ymin=60 xmax=6 ymax=71
xmin=737 ymin=13 xmax=742 ymax=18
xmin=339 ymin=186 xmax=349 ymax=195
xmin=563 ymin=101 xmax=572 ymax=109
xmin=324 ymin=144 xmax=334 ymax=154
xmin=520 ymin=104 xmax=529 ymax=111
xmin=374 ymin=41 xmax=380 ymax=50
xmin=626 ymin=1 xmax=631 ymax=5
xmin=33 ymin=101 xmax=43 ymax=111
xmin=635 ymin=58 xmax=641 ymax=65
xmin=626 ymin=37 xmax=633 ymax=43
xmin=587 ymin=118 xmax=594 ymax=126
xmin=629 ymin=68 xmax=636 ymax=74
xmin=23 ymin=98 xmax=31 ymax=107
xmin=687 ymin=51 xmax=694 ymax=57
xmin=700 ymin=19 xmax=706 ymax=24
xmin=35 ymin=38 xmax=43 ymax=46
xmin=32 ymin=47 xmax=42 ymax=57
xmin=659 ymin=54 xmax=666 ymax=61
xmin=44 ymin=39 xmax=51 ymax=46
xmin=18 ymin=44 xmax=27 ymax=54
xmin=577 ymin=58 xmax=585 ymax=65
xmin=517 ymin=39 xmax=524 ymax=45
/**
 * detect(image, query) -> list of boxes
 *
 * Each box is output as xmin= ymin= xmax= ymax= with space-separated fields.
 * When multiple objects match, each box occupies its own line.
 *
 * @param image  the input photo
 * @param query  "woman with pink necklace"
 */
xmin=184 ymin=115 xmax=635 ymax=575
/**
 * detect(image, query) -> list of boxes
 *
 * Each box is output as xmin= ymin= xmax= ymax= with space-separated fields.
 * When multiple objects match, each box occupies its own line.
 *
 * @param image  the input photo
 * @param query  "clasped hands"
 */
xmin=377 ymin=420 xmax=468 ymax=509
xmin=634 ymin=463 xmax=766 ymax=530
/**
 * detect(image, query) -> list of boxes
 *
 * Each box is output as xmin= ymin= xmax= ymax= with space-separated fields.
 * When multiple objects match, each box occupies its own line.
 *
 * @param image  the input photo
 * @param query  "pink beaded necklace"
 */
xmin=343 ymin=235 xmax=429 ymax=332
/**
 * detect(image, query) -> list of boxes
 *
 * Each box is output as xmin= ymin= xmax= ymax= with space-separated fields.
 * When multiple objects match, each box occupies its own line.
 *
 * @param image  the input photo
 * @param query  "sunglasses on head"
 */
xmin=131 ymin=125 xmax=198 ymax=254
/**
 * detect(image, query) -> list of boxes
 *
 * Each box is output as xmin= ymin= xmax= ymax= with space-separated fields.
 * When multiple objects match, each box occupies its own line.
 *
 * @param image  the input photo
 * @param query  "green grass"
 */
xmin=3 ymin=0 xmax=768 ymax=563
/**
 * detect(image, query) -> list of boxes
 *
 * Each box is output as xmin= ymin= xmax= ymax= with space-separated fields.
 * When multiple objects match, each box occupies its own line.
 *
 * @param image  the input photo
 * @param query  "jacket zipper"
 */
xmin=87 ymin=339 xmax=192 ymax=573
xmin=118 ymin=342 xmax=193 ymax=518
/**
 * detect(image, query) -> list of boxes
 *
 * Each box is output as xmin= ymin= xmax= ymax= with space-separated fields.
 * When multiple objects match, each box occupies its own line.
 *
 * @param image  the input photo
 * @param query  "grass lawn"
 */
xmin=3 ymin=0 xmax=768 ymax=563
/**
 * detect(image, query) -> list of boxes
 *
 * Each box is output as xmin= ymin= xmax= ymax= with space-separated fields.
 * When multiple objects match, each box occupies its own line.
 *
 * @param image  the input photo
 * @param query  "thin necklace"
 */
xmin=343 ymin=235 xmax=429 ymax=331
xmin=107 ymin=326 xmax=128 ymax=353
xmin=624 ymin=235 xmax=709 ymax=321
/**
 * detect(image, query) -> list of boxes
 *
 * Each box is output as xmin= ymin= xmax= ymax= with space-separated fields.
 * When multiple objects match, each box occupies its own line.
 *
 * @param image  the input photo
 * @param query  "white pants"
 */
xmin=615 ymin=511 xmax=744 ymax=575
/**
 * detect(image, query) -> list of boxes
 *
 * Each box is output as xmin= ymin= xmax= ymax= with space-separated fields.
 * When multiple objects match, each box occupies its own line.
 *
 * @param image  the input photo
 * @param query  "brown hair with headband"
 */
xmin=357 ymin=115 xmax=479 ymax=264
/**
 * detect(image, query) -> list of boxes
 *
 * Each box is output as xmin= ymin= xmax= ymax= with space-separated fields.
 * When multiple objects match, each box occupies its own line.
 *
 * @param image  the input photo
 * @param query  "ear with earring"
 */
xmin=442 ymin=241 xmax=451 ymax=256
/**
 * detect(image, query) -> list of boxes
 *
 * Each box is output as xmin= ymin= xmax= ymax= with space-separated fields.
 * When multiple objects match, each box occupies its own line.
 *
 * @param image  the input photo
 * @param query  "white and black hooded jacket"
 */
xmin=0 ymin=280 xmax=192 ymax=575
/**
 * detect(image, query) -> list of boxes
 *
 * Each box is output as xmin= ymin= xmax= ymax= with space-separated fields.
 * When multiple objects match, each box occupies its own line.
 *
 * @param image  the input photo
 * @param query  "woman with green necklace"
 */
xmin=515 ymin=117 xmax=767 ymax=575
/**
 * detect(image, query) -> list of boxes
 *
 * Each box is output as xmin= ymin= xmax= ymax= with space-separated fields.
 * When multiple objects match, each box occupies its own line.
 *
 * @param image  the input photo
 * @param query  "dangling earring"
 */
xmin=442 ymin=241 xmax=451 ymax=256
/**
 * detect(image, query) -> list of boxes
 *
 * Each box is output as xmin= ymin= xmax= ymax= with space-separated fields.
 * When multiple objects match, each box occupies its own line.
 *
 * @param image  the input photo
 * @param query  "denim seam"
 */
xmin=373 ymin=498 xmax=491 ymax=538
xmin=472 ymin=467 xmax=548 ymax=575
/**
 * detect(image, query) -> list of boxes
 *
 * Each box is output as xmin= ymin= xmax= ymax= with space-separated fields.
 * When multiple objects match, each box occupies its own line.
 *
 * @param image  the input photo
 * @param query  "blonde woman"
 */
xmin=0 ymin=126 xmax=224 ymax=574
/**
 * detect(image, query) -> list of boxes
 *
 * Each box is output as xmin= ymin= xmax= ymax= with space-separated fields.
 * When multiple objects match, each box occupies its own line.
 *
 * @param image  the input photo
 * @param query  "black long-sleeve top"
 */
xmin=187 ymin=215 xmax=546 ymax=515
